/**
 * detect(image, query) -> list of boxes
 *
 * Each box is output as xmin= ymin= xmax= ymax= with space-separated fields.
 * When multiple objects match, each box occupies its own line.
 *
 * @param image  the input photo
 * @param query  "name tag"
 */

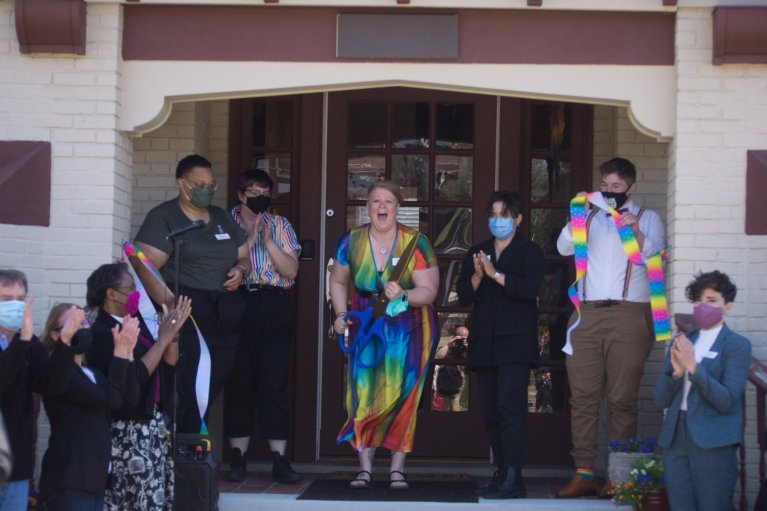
xmin=703 ymin=351 xmax=718 ymax=359
xmin=215 ymin=233 xmax=231 ymax=241
xmin=392 ymin=257 xmax=400 ymax=266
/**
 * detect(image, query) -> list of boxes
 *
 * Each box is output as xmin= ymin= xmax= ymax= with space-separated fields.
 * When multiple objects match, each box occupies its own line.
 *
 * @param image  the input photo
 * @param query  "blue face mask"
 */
xmin=0 ymin=300 xmax=26 ymax=331
xmin=488 ymin=217 xmax=516 ymax=240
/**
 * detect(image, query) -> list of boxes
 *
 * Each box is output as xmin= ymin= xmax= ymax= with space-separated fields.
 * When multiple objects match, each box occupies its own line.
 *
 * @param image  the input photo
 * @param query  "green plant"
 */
xmin=611 ymin=455 xmax=665 ymax=507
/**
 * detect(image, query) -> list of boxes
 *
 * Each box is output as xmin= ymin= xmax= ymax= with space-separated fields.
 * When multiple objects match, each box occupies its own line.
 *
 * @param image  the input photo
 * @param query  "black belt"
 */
xmin=356 ymin=290 xmax=380 ymax=299
xmin=243 ymin=283 xmax=286 ymax=293
xmin=585 ymin=299 xmax=622 ymax=308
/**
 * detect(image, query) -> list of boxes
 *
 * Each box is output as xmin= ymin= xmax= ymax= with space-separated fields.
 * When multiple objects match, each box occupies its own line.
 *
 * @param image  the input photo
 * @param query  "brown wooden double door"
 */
xmin=228 ymin=89 xmax=592 ymax=464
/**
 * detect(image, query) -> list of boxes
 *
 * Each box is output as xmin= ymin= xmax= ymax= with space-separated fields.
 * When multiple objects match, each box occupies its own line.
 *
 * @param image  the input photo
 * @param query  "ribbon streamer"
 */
xmin=122 ymin=241 xmax=212 ymax=435
xmin=564 ymin=193 xmax=671 ymax=355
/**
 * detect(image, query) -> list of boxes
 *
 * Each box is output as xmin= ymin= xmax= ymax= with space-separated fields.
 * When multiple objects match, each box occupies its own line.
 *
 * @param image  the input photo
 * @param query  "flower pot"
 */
xmin=632 ymin=489 xmax=669 ymax=511
xmin=607 ymin=452 xmax=650 ymax=483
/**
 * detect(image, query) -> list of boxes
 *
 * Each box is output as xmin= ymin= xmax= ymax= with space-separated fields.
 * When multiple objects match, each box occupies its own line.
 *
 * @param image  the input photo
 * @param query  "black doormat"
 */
xmin=298 ymin=473 xmax=478 ymax=503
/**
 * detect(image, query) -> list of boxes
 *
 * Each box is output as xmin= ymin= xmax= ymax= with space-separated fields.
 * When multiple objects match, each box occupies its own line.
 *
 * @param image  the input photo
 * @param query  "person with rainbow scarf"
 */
xmin=555 ymin=158 xmax=666 ymax=499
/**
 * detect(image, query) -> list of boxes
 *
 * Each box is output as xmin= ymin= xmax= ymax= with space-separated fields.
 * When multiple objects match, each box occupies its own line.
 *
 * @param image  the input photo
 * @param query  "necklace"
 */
xmin=380 ymin=247 xmax=388 ymax=254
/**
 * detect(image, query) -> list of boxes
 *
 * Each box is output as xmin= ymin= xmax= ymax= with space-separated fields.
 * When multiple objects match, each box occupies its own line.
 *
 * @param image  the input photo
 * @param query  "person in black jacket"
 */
xmin=456 ymin=191 xmax=545 ymax=500
xmin=0 ymin=269 xmax=71 ymax=511
xmin=39 ymin=304 xmax=138 ymax=511
xmin=85 ymin=262 xmax=191 ymax=511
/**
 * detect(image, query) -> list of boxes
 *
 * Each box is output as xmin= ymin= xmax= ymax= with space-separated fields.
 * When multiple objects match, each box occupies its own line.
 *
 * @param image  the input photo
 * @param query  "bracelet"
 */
xmin=335 ymin=311 xmax=347 ymax=318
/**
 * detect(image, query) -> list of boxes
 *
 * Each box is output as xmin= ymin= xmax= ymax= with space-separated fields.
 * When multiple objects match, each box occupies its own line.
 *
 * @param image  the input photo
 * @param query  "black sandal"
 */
xmin=349 ymin=470 xmax=373 ymax=489
xmin=389 ymin=470 xmax=409 ymax=490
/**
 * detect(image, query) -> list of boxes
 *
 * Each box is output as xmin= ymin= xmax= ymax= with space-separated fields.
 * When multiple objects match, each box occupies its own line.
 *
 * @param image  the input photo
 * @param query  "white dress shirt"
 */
xmin=680 ymin=324 xmax=722 ymax=411
xmin=557 ymin=200 xmax=665 ymax=303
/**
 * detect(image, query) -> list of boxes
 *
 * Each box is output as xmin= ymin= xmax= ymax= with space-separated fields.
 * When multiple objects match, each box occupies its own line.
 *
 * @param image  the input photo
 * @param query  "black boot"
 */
xmin=474 ymin=469 xmax=501 ymax=496
xmin=271 ymin=451 xmax=302 ymax=484
xmin=482 ymin=467 xmax=526 ymax=499
xmin=226 ymin=448 xmax=247 ymax=482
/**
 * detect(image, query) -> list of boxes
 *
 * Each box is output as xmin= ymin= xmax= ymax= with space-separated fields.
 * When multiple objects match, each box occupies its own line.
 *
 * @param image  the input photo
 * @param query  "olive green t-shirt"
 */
xmin=135 ymin=200 xmax=247 ymax=291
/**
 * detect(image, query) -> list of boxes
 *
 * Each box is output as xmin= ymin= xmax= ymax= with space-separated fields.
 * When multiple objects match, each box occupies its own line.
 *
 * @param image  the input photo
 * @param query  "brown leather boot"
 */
xmin=556 ymin=473 xmax=598 ymax=498
xmin=598 ymin=479 xmax=616 ymax=499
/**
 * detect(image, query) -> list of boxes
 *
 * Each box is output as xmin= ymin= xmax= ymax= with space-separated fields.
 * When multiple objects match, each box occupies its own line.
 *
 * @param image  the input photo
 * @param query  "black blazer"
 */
xmin=456 ymin=234 xmax=545 ymax=368
xmin=39 ymin=343 xmax=133 ymax=496
xmin=0 ymin=335 xmax=70 ymax=482
xmin=88 ymin=309 xmax=169 ymax=421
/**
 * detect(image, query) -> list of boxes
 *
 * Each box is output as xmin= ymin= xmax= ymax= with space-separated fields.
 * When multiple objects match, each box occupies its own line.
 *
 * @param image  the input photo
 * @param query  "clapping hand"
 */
xmin=112 ymin=316 xmax=140 ymax=359
xmin=19 ymin=297 xmax=34 ymax=341
xmin=157 ymin=295 xmax=192 ymax=345
xmin=671 ymin=332 xmax=696 ymax=376
xmin=477 ymin=250 xmax=496 ymax=276
xmin=59 ymin=306 xmax=85 ymax=345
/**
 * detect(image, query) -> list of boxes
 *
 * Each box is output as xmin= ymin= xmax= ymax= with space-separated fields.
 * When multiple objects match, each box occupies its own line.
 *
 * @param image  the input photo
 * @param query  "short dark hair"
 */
xmin=685 ymin=270 xmax=737 ymax=304
xmin=486 ymin=190 xmax=522 ymax=217
xmin=599 ymin=157 xmax=637 ymax=186
xmin=175 ymin=154 xmax=212 ymax=179
xmin=236 ymin=169 xmax=273 ymax=193
xmin=0 ymin=269 xmax=28 ymax=293
xmin=86 ymin=262 xmax=130 ymax=308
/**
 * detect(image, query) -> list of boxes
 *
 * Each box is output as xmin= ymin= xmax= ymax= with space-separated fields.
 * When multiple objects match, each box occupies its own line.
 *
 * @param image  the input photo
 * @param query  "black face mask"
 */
xmin=246 ymin=195 xmax=271 ymax=214
xmin=601 ymin=191 xmax=629 ymax=210
xmin=70 ymin=328 xmax=93 ymax=355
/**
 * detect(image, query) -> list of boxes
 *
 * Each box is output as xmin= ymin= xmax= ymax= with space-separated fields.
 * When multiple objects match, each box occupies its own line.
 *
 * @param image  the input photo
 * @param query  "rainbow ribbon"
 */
xmin=122 ymin=241 xmax=212 ymax=435
xmin=564 ymin=193 xmax=671 ymax=355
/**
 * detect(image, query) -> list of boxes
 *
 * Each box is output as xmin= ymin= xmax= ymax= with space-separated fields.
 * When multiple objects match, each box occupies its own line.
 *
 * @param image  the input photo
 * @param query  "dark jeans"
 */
xmin=174 ymin=285 xmax=245 ymax=434
xmin=224 ymin=287 xmax=294 ymax=440
xmin=476 ymin=363 xmax=531 ymax=469
xmin=45 ymin=489 xmax=104 ymax=511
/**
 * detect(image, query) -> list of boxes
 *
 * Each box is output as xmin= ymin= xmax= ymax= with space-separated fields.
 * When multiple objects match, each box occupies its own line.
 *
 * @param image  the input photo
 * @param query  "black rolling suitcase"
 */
xmin=174 ymin=433 xmax=220 ymax=511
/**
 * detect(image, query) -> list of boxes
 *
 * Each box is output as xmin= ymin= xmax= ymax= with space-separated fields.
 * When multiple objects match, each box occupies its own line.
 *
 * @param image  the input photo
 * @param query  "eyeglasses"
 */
xmin=183 ymin=179 xmax=218 ymax=192
xmin=243 ymin=188 xmax=271 ymax=198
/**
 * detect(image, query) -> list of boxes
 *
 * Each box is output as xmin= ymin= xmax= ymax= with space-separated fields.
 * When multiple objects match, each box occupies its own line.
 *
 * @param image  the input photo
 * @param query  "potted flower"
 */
xmin=611 ymin=455 xmax=668 ymax=511
xmin=607 ymin=435 xmax=657 ymax=484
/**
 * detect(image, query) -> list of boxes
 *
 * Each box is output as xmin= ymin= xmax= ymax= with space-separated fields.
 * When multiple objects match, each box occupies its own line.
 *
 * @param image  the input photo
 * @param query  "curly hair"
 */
xmin=86 ymin=262 xmax=130 ymax=308
xmin=685 ymin=270 xmax=737 ymax=304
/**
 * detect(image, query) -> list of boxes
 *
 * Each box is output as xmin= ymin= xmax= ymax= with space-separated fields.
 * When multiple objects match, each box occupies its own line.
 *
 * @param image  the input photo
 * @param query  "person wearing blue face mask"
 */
xmin=654 ymin=271 xmax=751 ymax=511
xmin=456 ymin=191 xmax=545 ymax=499
xmin=0 ymin=270 xmax=73 ymax=511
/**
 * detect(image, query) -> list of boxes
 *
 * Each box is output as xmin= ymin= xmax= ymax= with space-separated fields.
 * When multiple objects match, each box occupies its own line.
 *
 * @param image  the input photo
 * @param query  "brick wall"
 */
xmin=670 ymin=7 xmax=767 ymax=504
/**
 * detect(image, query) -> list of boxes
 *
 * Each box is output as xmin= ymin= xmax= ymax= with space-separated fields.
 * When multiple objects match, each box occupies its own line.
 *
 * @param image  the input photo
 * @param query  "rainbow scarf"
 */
xmin=564 ymin=193 xmax=671 ymax=355
xmin=122 ymin=241 xmax=212 ymax=435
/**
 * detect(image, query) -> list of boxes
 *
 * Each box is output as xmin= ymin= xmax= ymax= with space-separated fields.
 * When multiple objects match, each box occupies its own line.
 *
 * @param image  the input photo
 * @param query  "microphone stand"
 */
xmin=167 ymin=234 xmax=185 ymax=456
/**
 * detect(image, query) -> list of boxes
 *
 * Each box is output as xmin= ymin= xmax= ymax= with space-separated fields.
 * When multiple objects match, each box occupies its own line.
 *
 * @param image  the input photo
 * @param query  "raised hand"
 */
xmin=478 ymin=250 xmax=496 ymax=276
xmin=59 ymin=306 xmax=85 ymax=345
xmin=157 ymin=295 xmax=192 ymax=345
xmin=112 ymin=316 xmax=140 ymax=359
xmin=19 ymin=297 xmax=34 ymax=341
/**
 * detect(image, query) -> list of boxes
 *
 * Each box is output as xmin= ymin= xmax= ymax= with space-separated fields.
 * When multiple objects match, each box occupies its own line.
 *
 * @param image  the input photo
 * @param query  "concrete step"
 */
xmin=220 ymin=493 xmax=631 ymax=511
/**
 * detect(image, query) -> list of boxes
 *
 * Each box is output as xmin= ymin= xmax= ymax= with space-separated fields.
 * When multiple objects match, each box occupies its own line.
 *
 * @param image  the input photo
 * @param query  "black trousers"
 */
xmin=223 ymin=287 xmax=294 ymax=441
xmin=475 ymin=363 xmax=531 ymax=469
xmin=174 ymin=285 xmax=245 ymax=434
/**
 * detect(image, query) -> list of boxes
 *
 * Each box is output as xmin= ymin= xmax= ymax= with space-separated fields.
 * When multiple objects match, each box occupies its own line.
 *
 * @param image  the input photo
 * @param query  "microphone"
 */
xmin=166 ymin=220 xmax=204 ymax=239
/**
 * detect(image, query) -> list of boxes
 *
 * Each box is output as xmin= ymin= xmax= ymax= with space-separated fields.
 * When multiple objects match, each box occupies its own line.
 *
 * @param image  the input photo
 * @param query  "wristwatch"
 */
xmin=402 ymin=290 xmax=409 ymax=303
xmin=493 ymin=271 xmax=503 ymax=281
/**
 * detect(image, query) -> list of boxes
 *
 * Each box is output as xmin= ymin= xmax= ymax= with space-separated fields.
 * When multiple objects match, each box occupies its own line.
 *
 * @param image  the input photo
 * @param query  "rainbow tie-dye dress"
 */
xmin=335 ymin=223 xmax=439 ymax=453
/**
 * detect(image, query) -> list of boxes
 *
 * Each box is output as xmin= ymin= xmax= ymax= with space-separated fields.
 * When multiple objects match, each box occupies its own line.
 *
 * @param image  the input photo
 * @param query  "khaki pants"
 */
xmin=565 ymin=301 xmax=654 ymax=468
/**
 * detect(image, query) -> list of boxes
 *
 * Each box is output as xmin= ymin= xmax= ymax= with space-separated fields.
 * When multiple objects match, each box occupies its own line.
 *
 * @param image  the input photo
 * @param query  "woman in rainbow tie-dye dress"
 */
xmin=330 ymin=181 xmax=439 ymax=490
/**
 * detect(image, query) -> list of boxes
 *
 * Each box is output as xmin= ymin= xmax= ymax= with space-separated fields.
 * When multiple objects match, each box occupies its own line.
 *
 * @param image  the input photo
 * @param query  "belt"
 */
xmin=244 ymin=283 xmax=286 ymax=293
xmin=585 ymin=299 xmax=622 ymax=308
xmin=356 ymin=290 xmax=380 ymax=299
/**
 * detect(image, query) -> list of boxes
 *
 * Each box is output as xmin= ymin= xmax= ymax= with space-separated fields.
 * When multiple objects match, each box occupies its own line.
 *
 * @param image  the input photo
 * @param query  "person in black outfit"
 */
xmin=456 ymin=191 xmax=545 ymax=500
xmin=39 ymin=303 xmax=138 ymax=511
xmin=0 ymin=269 xmax=69 ymax=511
xmin=223 ymin=169 xmax=302 ymax=484
xmin=85 ymin=262 xmax=191 ymax=511
xmin=134 ymin=154 xmax=251 ymax=433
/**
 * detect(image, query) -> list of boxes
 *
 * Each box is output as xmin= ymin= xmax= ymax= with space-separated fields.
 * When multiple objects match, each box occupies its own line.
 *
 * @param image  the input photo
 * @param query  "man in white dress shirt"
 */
xmin=554 ymin=158 xmax=666 ymax=498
